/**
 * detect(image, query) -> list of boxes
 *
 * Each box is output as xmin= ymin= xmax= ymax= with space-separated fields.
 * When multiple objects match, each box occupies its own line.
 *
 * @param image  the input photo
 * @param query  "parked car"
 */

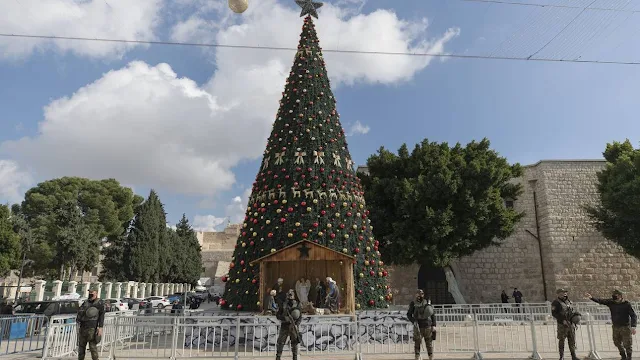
xmin=14 ymin=300 xmax=81 ymax=318
xmin=140 ymin=296 xmax=171 ymax=309
xmin=121 ymin=297 xmax=142 ymax=309
xmin=105 ymin=298 xmax=129 ymax=311
xmin=166 ymin=294 xmax=182 ymax=303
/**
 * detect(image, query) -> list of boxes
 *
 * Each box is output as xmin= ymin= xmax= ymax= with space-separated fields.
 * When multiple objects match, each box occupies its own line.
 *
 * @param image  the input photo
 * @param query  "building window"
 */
xmin=505 ymin=200 xmax=514 ymax=209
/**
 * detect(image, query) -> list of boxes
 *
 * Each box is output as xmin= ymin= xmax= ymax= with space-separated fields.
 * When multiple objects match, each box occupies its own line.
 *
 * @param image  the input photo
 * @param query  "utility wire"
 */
xmin=526 ymin=0 xmax=598 ymax=59
xmin=0 ymin=32 xmax=638 ymax=66
xmin=460 ymin=0 xmax=640 ymax=12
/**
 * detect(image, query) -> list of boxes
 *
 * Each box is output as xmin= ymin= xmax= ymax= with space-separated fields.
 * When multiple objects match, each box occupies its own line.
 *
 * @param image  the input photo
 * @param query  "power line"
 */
xmin=460 ymin=0 xmax=640 ymax=13
xmin=526 ymin=0 xmax=597 ymax=59
xmin=0 ymin=32 xmax=638 ymax=66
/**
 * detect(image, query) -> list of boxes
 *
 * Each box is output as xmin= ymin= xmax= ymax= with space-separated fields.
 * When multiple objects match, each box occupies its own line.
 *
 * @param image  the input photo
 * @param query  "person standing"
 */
xmin=586 ymin=290 xmax=637 ymax=360
xmin=76 ymin=289 xmax=105 ymax=360
xmin=314 ymin=278 xmax=326 ymax=308
xmin=408 ymin=289 xmax=436 ymax=360
xmin=513 ymin=288 xmax=523 ymax=312
xmin=551 ymin=288 xmax=579 ymax=360
xmin=325 ymin=277 xmax=340 ymax=313
xmin=501 ymin=290 xmax=509 ymax=304
xmin=275 ymin=289 xmax=301 ymax=360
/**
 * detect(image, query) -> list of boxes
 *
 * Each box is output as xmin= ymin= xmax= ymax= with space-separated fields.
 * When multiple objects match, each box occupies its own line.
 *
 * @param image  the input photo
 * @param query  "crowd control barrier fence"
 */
xmin=39 ymin=304 xmax=640 ymax=360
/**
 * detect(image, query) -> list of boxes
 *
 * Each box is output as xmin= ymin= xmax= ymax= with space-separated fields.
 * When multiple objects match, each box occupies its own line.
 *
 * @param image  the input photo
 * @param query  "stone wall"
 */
xmin=451 ymin=167 xmax=545 ymax=303
xmin=537 ymin=161 xmax=640 ymax=299
xmin=198 ymin=225 xmax=241 ymax=293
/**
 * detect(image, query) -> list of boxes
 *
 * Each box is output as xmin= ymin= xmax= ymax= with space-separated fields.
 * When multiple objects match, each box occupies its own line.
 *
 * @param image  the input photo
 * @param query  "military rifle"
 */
xmin=283 ymin=302 xmax=302 ymax=343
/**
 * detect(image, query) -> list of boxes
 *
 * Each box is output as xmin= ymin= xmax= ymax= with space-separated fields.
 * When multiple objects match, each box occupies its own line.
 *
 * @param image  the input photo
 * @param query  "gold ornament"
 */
xmin=228 ymin=0 xmax=249 ymax=13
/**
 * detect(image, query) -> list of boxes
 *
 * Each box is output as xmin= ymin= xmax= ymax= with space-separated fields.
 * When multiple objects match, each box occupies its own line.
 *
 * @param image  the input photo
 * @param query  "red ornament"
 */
xmin=237 ymin=304 xmax=243 ymax=310
xmin=221 ymin=276 xmax=228 ymax=282
xmin=354 ymin=248 xmax=360 ymax=253
xmin=281 ymin=218 xmax=287 ymax=223
xmin=219 ymin=299 xmax=226 ymax=306
xmin=252 ymin=279 xmax=257 ymax=284
xmin=368 ymin=300 xmax=375 ymax=306
xmin=240 ymin=260 xmax=245 ymax=266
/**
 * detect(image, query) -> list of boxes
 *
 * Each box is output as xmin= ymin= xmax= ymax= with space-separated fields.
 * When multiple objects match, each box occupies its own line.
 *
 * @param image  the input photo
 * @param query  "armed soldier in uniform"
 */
xmin=586 ymin=290 xmax=637 ymax=360
xmin=551 ymin=288 xmax=580 ymax=360
xmin=275 ymin=289 xmax=302 ymax=360
xmin=76 ymin=289 xmax=105 ymax=360
xmin=407 ymin=289 xmax=436 ymax=360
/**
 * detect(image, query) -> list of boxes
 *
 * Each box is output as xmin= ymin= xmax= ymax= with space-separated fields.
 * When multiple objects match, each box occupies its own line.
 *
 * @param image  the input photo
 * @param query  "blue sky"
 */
xmin=1 ymin=0 xmax=639 ymax=231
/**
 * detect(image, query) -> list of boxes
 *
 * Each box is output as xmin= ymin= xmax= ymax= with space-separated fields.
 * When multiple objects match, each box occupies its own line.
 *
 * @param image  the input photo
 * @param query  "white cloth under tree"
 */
xmin=295 ymin=279 xmax=311 ymax=305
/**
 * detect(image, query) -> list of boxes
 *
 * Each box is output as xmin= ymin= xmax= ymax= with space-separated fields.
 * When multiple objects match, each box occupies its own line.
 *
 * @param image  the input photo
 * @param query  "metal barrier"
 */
xmin=1 ymin=314 xmax=49 ymax=356
xmin=41 ymin=305 xmax=640 ymax=359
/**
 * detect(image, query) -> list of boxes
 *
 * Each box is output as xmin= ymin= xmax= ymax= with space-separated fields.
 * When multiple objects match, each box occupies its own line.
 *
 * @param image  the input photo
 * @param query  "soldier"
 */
xmin=275 ymin=289 xmax=302 ymax=360
xmin=551 ymin=288 xmax=579 ymax=360
xmin=407 ymin=289 xmax=436 ymax=360
xmin=76 ymin=289 xmax=105 ymax=360
xmin=586 ymin=290 xmax=637 ymax=360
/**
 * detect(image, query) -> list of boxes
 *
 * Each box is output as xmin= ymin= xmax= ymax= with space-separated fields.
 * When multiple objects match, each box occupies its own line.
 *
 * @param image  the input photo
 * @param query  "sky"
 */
xmin=1 ymin=0 xmax=640 ymax=232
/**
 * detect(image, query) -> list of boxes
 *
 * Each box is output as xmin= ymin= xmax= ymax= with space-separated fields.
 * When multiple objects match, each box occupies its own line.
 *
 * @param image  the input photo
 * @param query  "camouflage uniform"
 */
xmin=590 ymin=289 xmax=637 ymax=360
xmin=76 ymin=298 xmax=105 ymax=360
xmin=408 ymin=290 xmax=436 ymax=360
xmin=551 ymin=289 xmax=579 ymax=360
xmin=275 ymin=290 xmax=301 ymax=360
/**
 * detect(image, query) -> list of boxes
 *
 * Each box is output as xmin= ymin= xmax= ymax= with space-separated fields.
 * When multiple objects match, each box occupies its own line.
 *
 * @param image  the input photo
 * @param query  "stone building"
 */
xmin=198 ymin=224 xmax=241 ymax=293
xmin=360 ymin=160 xmax=640 ymax=305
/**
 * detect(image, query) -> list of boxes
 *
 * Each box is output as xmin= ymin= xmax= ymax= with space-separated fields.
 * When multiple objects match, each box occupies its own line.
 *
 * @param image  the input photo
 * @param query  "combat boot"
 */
xmin=414 ymin=354 xmax=421 ymax=360
xmin=627 ymin=349 xmax=632 ymax=360
xmin=569 ymin=349 xmax=579 ymax=360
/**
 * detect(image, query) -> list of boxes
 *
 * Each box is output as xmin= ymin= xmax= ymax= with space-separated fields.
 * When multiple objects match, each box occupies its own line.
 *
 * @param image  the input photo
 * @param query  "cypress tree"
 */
xmin=124 ymin=190 xmax=166 ymax=282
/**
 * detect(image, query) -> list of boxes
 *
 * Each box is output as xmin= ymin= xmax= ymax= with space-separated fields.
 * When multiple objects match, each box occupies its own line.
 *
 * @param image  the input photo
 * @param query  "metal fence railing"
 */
xmin=0 ymin=314 xmax=49 ymax=356
xmin=38 ymin=308 xmax=638 ymax=360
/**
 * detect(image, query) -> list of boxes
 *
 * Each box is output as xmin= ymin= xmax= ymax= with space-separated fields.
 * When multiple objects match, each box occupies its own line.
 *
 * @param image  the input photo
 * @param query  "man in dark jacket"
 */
xmin=587 ymin=290 xmax=637 ymax=360
xmin=408 ymin=289 xmax=436 ymax=360
xmin=76 ymin=290 xmax=105 ymax=360
xmin=501 ymin=290 xmax=509 ymax=304
xmin=275 ymin=289 xmax=301 ymax=360
xmin=551 ymin=288 xmax=579 ymax=360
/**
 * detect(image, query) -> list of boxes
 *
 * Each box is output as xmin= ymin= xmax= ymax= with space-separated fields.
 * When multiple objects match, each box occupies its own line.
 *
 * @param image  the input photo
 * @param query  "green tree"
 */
xmin=586 ymin=140 xmax=640 ymax=258
xmin=0 ymin=204 xmax=20 ymax=276
xmin=54 ymin=200 xmax=101 ymax=279
xmin=222 ymin=14 xmax=390 ymax=311
xmin=174 ymin=214 xmax=202 ymax=284
xmin=19 ymin=177 xmax=143 ymax=276
xmin=361 ymin=139 xmax=524 ymax=267
xmin=122 ymin=190 xmax=166 ymax=282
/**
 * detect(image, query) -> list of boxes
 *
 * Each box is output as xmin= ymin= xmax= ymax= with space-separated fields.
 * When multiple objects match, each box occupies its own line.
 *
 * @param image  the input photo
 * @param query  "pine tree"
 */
xmin=123 ymin=190 xmax=166 ymax=282
xmin=222 ymin=8 xmax=390 ymax=311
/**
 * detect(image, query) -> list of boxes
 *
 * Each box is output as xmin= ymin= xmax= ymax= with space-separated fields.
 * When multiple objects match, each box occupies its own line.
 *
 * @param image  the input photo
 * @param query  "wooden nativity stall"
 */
xmin=250 ymin=240 xmax=356 ymax=315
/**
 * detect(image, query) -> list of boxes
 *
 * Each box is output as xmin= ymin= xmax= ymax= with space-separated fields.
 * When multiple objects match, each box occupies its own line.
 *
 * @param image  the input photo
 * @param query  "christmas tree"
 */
xmin=221 ymin=0 xmax=390 ymax=311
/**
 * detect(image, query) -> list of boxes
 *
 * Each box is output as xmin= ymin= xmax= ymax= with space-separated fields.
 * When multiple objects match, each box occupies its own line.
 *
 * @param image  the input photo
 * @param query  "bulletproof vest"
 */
xmin=557 ymin=299 xmax=573 ymax=317
xmin=413 ymin=300 xmax=434 ymax=320
xmin=78 ymin=300 xmax=101 ymax=323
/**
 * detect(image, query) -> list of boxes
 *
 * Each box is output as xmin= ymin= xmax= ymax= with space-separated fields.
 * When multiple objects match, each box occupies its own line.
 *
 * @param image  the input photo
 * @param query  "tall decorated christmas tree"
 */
xmin=221 ymin=0 xmax=390 ymax=311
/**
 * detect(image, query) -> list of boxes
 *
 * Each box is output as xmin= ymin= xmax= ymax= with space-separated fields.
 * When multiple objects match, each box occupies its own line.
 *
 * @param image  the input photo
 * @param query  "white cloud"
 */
xmin=348 ymin=121 xmax=371 ymax=136
xmin=224 ymin=188 xmax=252 ymax=224
xmin=0 ymin=160 xmax=33 ymax=204
xmin=193 ymin=187 xmax=251 ymax=231
xmin=3 ymin=62 xmax=237 ymax=196
xmin=192 ymin=215 xmax=226 ymax=232
xmin=0 ymin=0 xmax=162 ymax=60
xmin=1 ymin=0 xmax=458 ymax=197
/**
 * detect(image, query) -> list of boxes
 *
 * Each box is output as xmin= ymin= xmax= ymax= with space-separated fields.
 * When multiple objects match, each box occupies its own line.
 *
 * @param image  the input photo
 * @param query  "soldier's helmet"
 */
xmin=613 ymin=289 xmax=623 ymax=296
xmin=570 ymin=313 xmax=581 ymax=325
xmin=556 ymin=288 xmax=567 ymax=294
xmin=86 ymin=307 xmax=99 ymax=319
xmin=291 ymin=308 xmax=301 ymax=320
